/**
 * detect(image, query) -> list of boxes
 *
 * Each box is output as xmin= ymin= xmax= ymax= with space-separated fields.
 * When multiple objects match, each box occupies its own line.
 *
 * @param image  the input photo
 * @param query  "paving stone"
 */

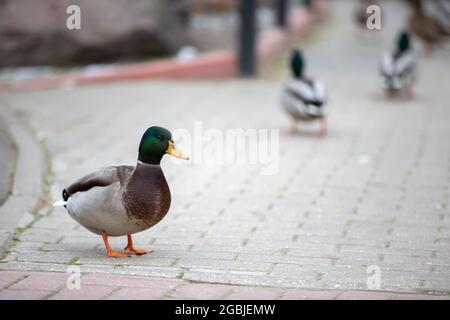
xmin=50 ymin=285 xmax=115 ymax=300
xmin=12 ymin=242 xmax=45 ymax=250
xmin=16 ymin=250 xmax=81 ymax=264
xmin=78 ymin=254 xmax=175 ymax=268
xmin=0 ymin=261 xmax=69 ymax=273
xmin=237 ymin=253 xmax=326 ymax=265
xmin=10 ymin=272 xmax=67 ymax=291
xmin=226 ymin=287 xmax=283 ymax=300
xmin=0 ymin=271 xmax=29 ymax=289
xmin=156 ymin=250 xmax=236 ymax=261
xmin=81 ymin=274 xmax=182 ymax=289
xmin=184 ymin=270 xmax=319 ymax=289
xmin=336 ymin=291 xmax=396 ymax=300
xmin=41 ymin=243 xmax=99 ymax=252
xmin=0 ymin=288 xmax=50 ymax=300
xmin=393 ymin=293 xmax=450 ymax=300
xmin=281 ymin=289 xmax=340 ymax=300
xmin=170 ymin=283 xmax=233 ymax=299
xmin=107 ymin=287 xmax=169 ymax=300
xmin=176 ymin=258 xmax=273 ymax=272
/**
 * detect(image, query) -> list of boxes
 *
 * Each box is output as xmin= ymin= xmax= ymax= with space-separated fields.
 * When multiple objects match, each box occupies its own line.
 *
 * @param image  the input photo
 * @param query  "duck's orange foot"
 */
xmin=315 ymin=118 xmax=327 ymax=138
xmin=124 ymin=246 xmax=153 ymax=255
xmin=107 ymin=250 xmax=129 ymax=258
xmin=315 ymin=128 xmax=327 ymax=138
xmin=286 ymin=123 xmax=299 ymax=135
xmin=124 ymin=234 xmax=153 ymax=255
xmin=102 ymin=231 xmax=129 ymax=258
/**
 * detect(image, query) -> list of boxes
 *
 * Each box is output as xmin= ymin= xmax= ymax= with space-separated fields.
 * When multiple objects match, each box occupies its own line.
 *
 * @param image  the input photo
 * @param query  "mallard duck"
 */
xmin=379 ymin=32 xmax=417 ymax=98
xmin=408 ymin=0 xmax=450 ymax=54
xmin=281 ymin=49 xmax=328 ymax=136
xmin=54 ymin=126 xmax=188 ymax=258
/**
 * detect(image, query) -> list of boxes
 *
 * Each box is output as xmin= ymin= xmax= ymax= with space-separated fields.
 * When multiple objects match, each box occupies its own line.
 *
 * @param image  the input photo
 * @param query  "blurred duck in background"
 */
xmin=407 ymin=0 xmax=450 ymax=55
xmin=431 ymin=0 xmax=450 ymax=29
xmin=281 ymin=49 xmax=328 ymax=137
xmin=379 ymin=31 xmax=417 ymax=99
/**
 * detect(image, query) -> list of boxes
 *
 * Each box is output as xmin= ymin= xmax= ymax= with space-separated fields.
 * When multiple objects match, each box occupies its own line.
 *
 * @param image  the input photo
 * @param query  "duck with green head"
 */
xmin=379 ymin=31 xmax=417 ymax=99
xmin=58 ymin=126 xmax=188 ymax=257
xmin=281 ymin=49 xmax=328 ymax=136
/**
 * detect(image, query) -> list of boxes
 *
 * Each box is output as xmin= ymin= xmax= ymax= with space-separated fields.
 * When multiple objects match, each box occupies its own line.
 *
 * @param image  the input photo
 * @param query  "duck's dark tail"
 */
xmin=53 ymin=189 xmax=69 ymax=207
xmin=62 ymin=189 xmax=69 ymax=201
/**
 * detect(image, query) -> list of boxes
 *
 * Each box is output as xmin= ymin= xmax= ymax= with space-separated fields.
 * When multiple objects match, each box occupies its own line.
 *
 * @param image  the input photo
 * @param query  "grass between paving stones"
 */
xmin=0 ymin=118 xmax=53 ymax=261
xmin=315 ymin=272 xmax=324 ymax=281
xmin=2 ymin=157 xmax=17 ymax=206
xmin=67 ymin=256 xmax=80 ymax=265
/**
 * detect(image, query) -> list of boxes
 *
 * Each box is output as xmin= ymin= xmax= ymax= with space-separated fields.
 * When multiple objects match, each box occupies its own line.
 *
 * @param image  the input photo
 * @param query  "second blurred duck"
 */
xmin=379 ymin=31 xmax=417 ymax=99
xmin=408 ymin=0 xmax=450 ymax=55
xmin=281 ymin=49 xmax=328 ymax=137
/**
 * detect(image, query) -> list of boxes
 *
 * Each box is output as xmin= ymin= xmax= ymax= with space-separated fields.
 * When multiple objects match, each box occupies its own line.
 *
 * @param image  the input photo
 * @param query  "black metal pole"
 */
xmin=238 ymin=0 xmax=257 ymax=77
xmin=275 ymin=0 xmax=288 ymax=28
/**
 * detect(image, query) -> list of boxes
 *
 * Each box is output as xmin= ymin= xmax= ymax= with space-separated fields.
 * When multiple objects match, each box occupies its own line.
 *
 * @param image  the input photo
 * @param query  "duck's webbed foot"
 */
xmin=404 ymin=85 xmax=415 ymax=100
xmin=101 ymin=231 xmax=129 ymax=258
xmin=286 ymin=121 xmax=299 ymax=135
xmin=124 ymin=234 xmax=153 ymax=255
xmin=315 ymin=118 xmax=327 ymax=138
xmin=423 ymin=43 xmax=434 ymax=57
xmin=107 ymin=250 xmax=129 ymax=258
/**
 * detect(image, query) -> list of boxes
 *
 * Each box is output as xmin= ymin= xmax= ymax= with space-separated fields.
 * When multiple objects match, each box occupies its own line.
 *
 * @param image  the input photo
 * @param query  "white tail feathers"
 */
xmin=53 ymin=199 xmax=67 ymax=207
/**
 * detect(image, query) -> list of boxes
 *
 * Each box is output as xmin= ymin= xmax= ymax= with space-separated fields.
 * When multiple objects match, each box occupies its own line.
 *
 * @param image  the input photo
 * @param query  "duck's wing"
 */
xmin=282 ymin=79 xmax=327 ymax=118
xmin=312 ymin=80 xmax=327 ymax=106
xmin=285 ymin=79 xmax=316 ymax=103
xmin=395 ymin=52 xmax=417 ymax=76
xmin=380 ymin=52 xmax=395 ymax=78
xmin=435 ymin=18 xmax=450 ymax=36
xmin=380 ymin=52 xmax=416 ymax=76
xmin=64 ymin=166 xmax=134 ymax=198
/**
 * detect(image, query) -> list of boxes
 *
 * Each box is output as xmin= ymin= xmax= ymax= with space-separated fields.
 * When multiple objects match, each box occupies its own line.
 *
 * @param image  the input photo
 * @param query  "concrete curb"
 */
xmin=0 ymin=108 xmax=47 ymax=257
xmin=0 ymin=117 xmax=16 ymax=206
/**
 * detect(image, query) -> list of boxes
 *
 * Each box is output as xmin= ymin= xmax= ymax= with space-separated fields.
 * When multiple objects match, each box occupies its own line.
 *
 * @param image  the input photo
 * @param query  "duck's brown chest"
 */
xmin=122 ymin=164 xmax=171 ymax=227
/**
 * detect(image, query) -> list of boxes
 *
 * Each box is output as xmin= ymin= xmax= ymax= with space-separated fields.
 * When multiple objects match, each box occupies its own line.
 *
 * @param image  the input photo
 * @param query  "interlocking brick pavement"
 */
xmin=0 ymin=271 xmax=448 ymax=300
xmin=0 ymin=1 xmax=449 ymax=298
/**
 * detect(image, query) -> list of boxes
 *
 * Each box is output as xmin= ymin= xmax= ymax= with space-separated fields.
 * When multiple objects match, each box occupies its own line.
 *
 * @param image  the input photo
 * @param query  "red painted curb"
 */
xmin=0 ymin=4 xmax=327 ymax=92
xmin=74 ymin=50 xmax=237 ymax=86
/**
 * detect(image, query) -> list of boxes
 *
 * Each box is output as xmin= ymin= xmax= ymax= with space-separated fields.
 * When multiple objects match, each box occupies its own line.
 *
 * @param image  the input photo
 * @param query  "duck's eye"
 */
xmin=157 ymin=135 xmax=163 ymax=140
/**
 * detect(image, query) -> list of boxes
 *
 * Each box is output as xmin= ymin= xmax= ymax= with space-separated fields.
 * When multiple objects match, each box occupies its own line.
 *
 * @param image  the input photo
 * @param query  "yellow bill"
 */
xmin=166 ymin=140 xmax=189 ymax=160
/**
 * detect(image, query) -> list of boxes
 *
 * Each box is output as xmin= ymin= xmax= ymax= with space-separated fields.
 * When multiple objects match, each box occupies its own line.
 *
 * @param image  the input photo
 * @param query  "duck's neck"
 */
xmin=128 ymin=162 xmax=165 ymax=186
xmin=138 ymin=153 xmax=163 ymax=165
xmin=137 ymin=160 xmax=160 ymax=167
xmin=293 ymin=75 xmax=313 ymax=87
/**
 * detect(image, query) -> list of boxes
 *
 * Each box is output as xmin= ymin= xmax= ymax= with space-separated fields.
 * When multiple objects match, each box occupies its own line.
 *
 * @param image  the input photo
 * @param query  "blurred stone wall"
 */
xmin=0 ymin=0 xmax=189 ymax=67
